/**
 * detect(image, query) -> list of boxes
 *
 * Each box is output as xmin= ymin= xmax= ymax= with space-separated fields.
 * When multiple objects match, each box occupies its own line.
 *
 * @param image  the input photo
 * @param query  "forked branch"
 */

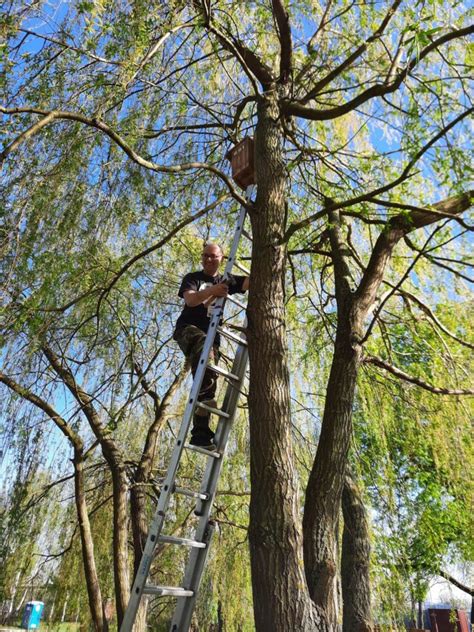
xmin=354 ymin=190 xmax=473 ymax=319
xmin=285 ymin=25 xmax=474 ymax=121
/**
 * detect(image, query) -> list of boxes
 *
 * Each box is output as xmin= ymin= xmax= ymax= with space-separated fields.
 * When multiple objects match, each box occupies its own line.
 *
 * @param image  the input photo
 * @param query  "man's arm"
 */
xmin=183 ymin=283 xmax=229 ymax=307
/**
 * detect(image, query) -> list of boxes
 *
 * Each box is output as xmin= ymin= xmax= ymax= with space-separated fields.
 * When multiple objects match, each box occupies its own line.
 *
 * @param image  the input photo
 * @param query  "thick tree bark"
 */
xmin=246 ymin=89 xmax=323 ymax=631
xmin=110 ymin=466 xmax=130 ymax=625
xmin=341 ymin=473 xmax=373 ymax=632
xmin=129 ymin=465 xmax=150 ymax=632
xmin=303 ymin=321 xmax=361 ymax=620
xmin=130 ymin=476 xmax=148 ymax=575
xmin=303 ymin=208 xmax=361 ymax=624
xmin=74 ymin=450 xmax=108 ymax=632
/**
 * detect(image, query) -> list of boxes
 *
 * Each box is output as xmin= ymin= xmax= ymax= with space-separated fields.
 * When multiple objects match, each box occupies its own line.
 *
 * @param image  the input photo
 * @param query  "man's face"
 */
xmin=202 ymin=244 xmax=223 ymax=276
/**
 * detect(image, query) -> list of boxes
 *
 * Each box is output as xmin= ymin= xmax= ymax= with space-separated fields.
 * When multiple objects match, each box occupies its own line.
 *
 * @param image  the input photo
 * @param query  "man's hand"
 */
xmin=209 ymin=283 xmax=229 ymax=298
xmin=183 ymin=283 xmax=228 ymax=307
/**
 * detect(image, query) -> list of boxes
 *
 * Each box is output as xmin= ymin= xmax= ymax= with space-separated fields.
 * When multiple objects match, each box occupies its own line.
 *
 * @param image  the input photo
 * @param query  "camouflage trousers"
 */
xmin=174 ymin=325 xmax=220 ymax=435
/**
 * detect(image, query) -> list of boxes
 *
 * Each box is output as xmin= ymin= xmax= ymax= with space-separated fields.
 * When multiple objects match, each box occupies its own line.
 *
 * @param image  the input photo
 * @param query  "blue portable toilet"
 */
xmin=21 ymin=601 xmax=44 ymax=629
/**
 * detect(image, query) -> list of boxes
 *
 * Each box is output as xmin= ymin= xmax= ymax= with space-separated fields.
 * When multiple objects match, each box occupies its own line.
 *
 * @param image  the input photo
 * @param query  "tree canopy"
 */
xmin=1 ymin=1 xmax=472 ymax=630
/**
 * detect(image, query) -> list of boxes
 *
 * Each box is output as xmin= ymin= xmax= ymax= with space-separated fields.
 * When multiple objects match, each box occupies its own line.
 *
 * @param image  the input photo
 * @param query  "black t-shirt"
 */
xmin=174 ymin=270 xmax=246 ymax=343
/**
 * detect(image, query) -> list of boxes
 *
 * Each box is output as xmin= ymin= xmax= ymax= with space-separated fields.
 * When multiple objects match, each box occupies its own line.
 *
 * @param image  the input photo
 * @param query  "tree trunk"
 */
xmin=7 ymin=570 xmax=21 ymax=620
xmin=111 ymin=466 xmax=130 ymax=626
xmin=341 ymin=473 xmax=373 ymax=632
xmin=40 ymin=345 xmax=130 ymax=627
xmin=129 ymin=473 xmax=147 ymax=560
xmin=303 ymin=208 xmax=362 ymax=626
xmin=129 ymin=473 xmax=149 ymax=632
xmin=303 ymin=322 xmax=361 ymax=620
xmin=16 ymin=588 xmax=28 ymax=614
xmin=48 ymin=597 xmax=55 ymax=622
xmin=246 ymin=89 xmax=323 ymax=631
xmin=417 ymin=601 xmax=423 ymax=628
xmin=73 ymin=450 xmax=108 ymax=632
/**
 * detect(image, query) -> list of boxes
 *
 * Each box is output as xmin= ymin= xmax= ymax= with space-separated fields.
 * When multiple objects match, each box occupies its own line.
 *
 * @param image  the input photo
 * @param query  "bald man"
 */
xmin=174 ymin=242 xmax=249 ymax=450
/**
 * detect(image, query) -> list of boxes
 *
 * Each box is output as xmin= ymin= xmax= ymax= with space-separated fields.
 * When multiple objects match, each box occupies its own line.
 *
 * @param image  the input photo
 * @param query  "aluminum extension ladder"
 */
xmin=120 ymin=186 xmax=254 ymax=632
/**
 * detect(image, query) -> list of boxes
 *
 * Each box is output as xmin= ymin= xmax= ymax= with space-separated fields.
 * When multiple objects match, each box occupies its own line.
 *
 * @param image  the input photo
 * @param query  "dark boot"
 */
xmin=190 ymin=414 xmax=216 ymax=450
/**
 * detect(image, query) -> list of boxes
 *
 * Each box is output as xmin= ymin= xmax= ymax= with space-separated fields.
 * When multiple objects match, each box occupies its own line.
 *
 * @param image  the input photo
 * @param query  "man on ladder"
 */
xmin=173 ymin=241 xmax=249 ymax=450
xmin=120 ymin=140 xmax=254 ymax=632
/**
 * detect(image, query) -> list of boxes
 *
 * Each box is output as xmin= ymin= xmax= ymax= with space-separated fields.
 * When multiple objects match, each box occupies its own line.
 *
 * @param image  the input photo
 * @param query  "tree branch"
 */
xmin=337 ymin=109 xmax=473 ymax=210
xmin=282 ymin=208 xmax=327 ymax=243
xmin=400 ymin=189 xmax=474 ymax=232
xmin=0 ymin=106 xmax=247 ymax=206
xmin=302 ymin=0 xmax=402 ymax=102
xmin=137 ymin=366 xmax=187 ymax=478
xmin=282 ymin=110 xmax=473 ymax=243
xmin=368 ymin=198 xmax=473 ymax=230
xmin=327 ymin=206 xmax=354 ymax=304
xmin=363 ymin=355 xmax=474 ymax=395
xmin=125 ymin=23 xmax=196 ymax=85
xmin=34 ymin=193 xmax=232 ymax=317
xmin=395 ymin=288 xmax=474 ymax=351
xmin=360 ymin=225 xmax=443 ymax=343
xmin=285 ymin=25 xmax=474 ymax=121
xmin=41 ymin=344 xmax=124 ymax=465
xmin=0 ymin=372 xmax=83 ymax=450
xmin=19 ymin=27 xmax=123 ymax=66
xmin=272 ymin=0 xmax=293 ymax=83
xmin=192 ymin=0 xmax=274 ymax=90
xmin=439 ymin=570 xmax=474 ymax=596
xmin=353 ymin=190 xmax=473 ymax=318
xmin=96 ymin=192 xmax=231 ymax=307
xmin=307 ymin=0 xmax=334 ymax=52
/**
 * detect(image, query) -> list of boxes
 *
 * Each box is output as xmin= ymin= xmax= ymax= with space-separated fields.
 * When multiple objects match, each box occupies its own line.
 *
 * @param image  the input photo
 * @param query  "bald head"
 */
xmin=202 ymin=242 xmax=224 ymax=276
xmin=203 ymin=241 xmax=223 ymax=255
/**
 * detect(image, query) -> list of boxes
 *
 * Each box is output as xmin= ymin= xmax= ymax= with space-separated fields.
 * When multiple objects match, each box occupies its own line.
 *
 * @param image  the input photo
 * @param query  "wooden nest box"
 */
xmin=226 ymin=137 xmax=255 ymax=189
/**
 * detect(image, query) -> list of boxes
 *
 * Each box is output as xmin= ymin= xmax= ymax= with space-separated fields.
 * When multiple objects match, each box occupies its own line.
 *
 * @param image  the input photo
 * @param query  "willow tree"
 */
xmin=1 ymin=1 xmax=473 ymax=630
xmin=354 ymin=298 xmax=474 ymax=626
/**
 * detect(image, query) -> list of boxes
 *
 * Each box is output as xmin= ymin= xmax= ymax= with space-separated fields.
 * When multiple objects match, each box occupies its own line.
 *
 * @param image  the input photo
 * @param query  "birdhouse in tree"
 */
xmin=226 ymin=137 xmax=255 ymax=189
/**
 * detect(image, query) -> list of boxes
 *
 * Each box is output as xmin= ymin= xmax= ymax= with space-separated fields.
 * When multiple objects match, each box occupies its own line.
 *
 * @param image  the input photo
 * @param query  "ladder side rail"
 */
xmin=170 ymin=339 xmax=249 ymax=632
xmin=195 ymin=341 xmax=249 ymax=515
xmin=120 ymin=304 xmax=226 ymax=632
xmin=168 ymin=521 xmax=218 ymax=632
xmin=221 ymin=204 xmax=249 ymax=283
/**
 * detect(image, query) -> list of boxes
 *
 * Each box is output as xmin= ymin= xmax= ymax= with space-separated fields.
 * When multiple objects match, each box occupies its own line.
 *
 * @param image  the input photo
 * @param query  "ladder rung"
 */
xmin=185 ymin=444 xmax=221 ymax=458
xmin=217 ymin=326 xmax=247 ymax=346
xmin=233 ymin=261 xmax=250 ymax=275
xmin=226 ymin=295 xmax=247 ymax=310
xmin=158 ymin=535 xmax=206 ymax=548
xmin=207 ymin=364 xmax=239 ymax=381
xmin=242 ymin=228 xmax=252 ymax=242
xmin=174 ymin=486 xmax=209 ymax=501
xmin=195 ymin=401 xmax=230 ymax=417
xmin=143 ymin=585 xmax=193 ymax=597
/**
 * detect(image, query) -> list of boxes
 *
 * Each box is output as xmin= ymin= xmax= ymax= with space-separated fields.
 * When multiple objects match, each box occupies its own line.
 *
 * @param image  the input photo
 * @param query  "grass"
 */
xmin=0 ymin=623 xmax=80 ymax=632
